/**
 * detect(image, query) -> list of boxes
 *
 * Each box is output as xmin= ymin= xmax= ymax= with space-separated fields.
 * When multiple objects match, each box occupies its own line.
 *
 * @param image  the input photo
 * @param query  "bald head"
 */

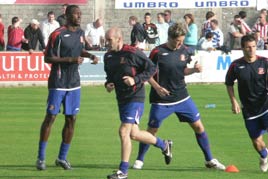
xmin=105 ymin=27 xmax=123 ymax=51
xmin=95 ymin=18 xmax=103 ymax=28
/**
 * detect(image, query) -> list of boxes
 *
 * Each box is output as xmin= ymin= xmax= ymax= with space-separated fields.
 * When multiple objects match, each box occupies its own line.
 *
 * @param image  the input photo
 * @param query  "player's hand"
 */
xmin=91 ymin=55 xmax=99 ymax=64
xmin=122 ymin=76 xmax=135 ymax=86
xmin=156 ymin=86 xmax=170 ymax=97
xmin=106 ymin=83 xmax=115 ymax=92
xmin=194 ymin=61 xmax=202 ymax=73
xmin=231 ymin=100 xmax=241 ymax=114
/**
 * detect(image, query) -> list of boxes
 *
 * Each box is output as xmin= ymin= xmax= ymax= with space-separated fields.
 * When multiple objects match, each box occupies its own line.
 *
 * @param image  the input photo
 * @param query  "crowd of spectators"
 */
xmin=0 ymin=7 xmax=268 ymax=53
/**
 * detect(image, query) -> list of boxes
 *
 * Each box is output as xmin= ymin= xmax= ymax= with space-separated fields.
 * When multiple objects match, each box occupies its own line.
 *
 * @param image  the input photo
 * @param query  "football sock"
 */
xmin=38 ymin=141 xmax=47 ymax=161
xmin=259 ymin=148 xmax=268 ymax=158
xmin=195 ymin=132 xmax=213 ymax=161
xmin=58 ymin=142 xmax=70 ymax=160
xmin=137 ymin=142 xmax=150 ymax=161
xmin=154 ymin=137 xmax=166 ymax=151
xmin=119 ymin=161 xmax=129 ymax=174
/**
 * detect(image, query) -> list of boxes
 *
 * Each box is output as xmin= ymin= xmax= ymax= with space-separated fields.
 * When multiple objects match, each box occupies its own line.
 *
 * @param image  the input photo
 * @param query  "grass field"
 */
xmin=0 ymin=84 xmax=268 ymax=179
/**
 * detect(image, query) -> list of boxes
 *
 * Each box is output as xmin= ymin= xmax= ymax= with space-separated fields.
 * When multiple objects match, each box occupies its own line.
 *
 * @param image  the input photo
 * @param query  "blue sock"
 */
xmin=259 ymin=148 xmax=268 ymax=158
xmin=119 ymin=161 xmax=129 ymax=174
xmin=154 ymin=137 xmax=166 ymax=151
xmin=137 ymin=142 xmax=150 ymax=161
xmin=58 ymin=142 xmax=70 ymax=160
xmin=195 ymin=132 xmax=213 ymax=161
xmin=38 ymin=141 xmax=47 ymax=161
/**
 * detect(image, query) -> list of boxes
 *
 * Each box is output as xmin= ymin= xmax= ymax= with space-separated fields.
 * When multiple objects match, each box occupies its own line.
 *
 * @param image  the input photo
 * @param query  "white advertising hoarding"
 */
xmin=115 ymin=0 xmax=256 ymax=9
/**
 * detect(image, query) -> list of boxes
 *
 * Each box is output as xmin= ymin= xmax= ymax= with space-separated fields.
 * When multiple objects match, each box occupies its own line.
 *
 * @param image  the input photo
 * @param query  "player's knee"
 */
xmin=148 ymin=127 xmax=158 ymax=135
xmin=43 ymin=114 xmax=56 ymax=126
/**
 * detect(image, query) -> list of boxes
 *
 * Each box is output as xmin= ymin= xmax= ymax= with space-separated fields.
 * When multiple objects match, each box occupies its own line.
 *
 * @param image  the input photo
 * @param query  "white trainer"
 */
xmin=133 ymin=160 xmax=144 ymax=169
xmin=205 ymin=158 xmax=226 ymax=171
xmin=260 ymin=157 xmax=268 ymax=172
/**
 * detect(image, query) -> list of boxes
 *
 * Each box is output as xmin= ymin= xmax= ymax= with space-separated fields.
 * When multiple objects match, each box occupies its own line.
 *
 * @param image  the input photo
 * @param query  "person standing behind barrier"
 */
xmin=57 ymin=3 xmax=68 ymax=26
xmin=104 ymin=27 xmax=172 ymax=179
xmin=143 ymin=12 xmax=158 ymax=51
xmin=85 ymin=18 xmax=105 ymax=50
xmin=35 ymin=4 xmax=98 ymax=171
xmin=129 ymin=16 xmax=147 ymax=50
xmin=155 ymin=13 xmax=169 ymax=46
xmin=7 ymin=17 xmax=27 ymax=51
xmin=0 ymin=14 xmax=4 ymax=51
xmin=41 ymin=11 xmax=60 ymax=46
xmin=133 ymin=23 xmax=225 ymax=171
xmin=22 ymin=19 xmax=46 ymax=54
xmin=200 ymin=11 xmax=215 ymax=38
xmin=207 ymin=19 xmax=224 ymax=48
xmin=228 ymin=15 xmax=246 ymax=50
xmin=183 ymin=13 xmax=198 ymax=51
xmin=164 ymin=10 xmax=175 ymax=26
xmin=225 ymin=34 xmax=268 ymax=172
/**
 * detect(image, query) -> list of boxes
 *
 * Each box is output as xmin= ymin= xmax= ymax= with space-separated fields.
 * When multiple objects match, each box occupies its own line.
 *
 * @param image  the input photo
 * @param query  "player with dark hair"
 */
xmin=36 ymin=4 xmax=98 ymax=170
xmin=133 ymin=23 xmax=225 ymax=171
xmin=225 ymin=34 xmax=268 ymax=172
xmin=104 ymin=27 xmax=172 ymax=179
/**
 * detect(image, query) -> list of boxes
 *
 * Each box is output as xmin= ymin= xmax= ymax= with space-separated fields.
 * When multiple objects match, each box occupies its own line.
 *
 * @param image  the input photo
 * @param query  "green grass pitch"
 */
xmin=0 ymin=84 xmax=267 ymax=179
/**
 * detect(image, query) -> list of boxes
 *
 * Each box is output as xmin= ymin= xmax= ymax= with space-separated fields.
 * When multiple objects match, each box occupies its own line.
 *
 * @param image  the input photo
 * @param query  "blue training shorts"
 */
xmin=118 ymin=102 xmax=144 ymax=124
xmin=244 ymin=112 xmax=268 ymax=139
xmin=46 ymin=89 xmax=81 ymax=115
xmin=148 ymin=97 xmax=200 ymax=128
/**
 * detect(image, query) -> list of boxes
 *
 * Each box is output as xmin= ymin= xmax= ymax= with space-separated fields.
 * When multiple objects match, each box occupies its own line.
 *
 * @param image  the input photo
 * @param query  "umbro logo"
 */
xmin=64 ymin=34 xmax=71 ymax=37
xmin=239 ymin=66 xmax=245 ymax=69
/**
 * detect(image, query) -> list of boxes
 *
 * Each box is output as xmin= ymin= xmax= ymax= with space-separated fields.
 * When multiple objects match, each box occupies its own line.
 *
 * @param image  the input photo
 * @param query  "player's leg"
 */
xmin=134 ymin=104 xmax=173 ymax=169
xmin=245 ymin=115 xmax=268 ymax=172
xmin=176 ymin=97 xmax=225 ymax=170
xmin=36 ymin=89 xmax=63 ymax=170
xmin=107 ymin=102 xmax=137 ymax=179
xmin=56 ymin=89 xmax=80 ymax=170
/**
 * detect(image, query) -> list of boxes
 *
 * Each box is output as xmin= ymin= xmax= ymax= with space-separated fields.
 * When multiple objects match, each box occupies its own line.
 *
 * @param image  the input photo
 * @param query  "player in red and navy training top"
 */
xmin=225 ymin=34 xmax=268 ymax=172
xmin=36 ymin=5 xmax=98 ymax=171
xmin=133 ymin=23 xmax=226 ymax=171
xmin=104 ymin=27 xmax=172 ymax=179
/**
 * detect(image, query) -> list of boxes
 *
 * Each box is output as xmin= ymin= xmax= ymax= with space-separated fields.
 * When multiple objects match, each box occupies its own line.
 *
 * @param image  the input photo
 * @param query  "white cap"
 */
xmin=31 ymin=19 xmax=40 ymax=25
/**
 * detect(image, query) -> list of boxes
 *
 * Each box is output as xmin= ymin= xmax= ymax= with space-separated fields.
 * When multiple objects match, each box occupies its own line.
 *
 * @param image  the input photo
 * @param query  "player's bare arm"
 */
xmin=81 ymin=49 xmax=99 ymax=64
xmin=45 ymin=56 xmax=84 ymax=64
xmin=184 ymin=62 xmax=202 ymax=75
xmin=226 ymin=85 xmax=241 ymax=114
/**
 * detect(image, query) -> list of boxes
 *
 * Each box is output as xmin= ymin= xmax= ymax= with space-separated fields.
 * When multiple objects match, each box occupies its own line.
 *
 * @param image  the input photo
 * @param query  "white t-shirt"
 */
xmin=85 ymin=23 xmax=105 ymax=46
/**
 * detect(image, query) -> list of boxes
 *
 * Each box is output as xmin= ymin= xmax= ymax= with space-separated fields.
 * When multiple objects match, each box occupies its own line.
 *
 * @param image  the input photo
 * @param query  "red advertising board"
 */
xmin=0 ymin=52 xmax=50 ymax=82
xmin=2 ymin=0 xmax=87 ymax=4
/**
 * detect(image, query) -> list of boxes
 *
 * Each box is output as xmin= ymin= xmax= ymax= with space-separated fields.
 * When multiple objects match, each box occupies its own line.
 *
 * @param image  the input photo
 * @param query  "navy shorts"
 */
xmin=118 ymin=102 xmax=144 ymax=124
xmin=148 ymin=97 xmax=200 ymax=128
xmin=244 ymin=112 xmax=268 ymax=139
xmin=46 ymin=89 xmax=81 ymax=115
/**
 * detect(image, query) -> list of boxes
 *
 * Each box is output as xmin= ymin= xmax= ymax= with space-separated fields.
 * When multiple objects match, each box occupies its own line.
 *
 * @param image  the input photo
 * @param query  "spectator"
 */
xmin=200 ymin=11 xmax=215 ymax=38
xmin=143 ymin=12 xmax=158 ymax=50
xmin=228 ymin=15 xmax=246 ymax=50
xmin=254 ymin=31 xmax=265 ymax=50
xmin=57 ymin=3 xmax=68 ymax=26
xmin=197 ymin=32 xmax=215 ymax=51
xmin=238 ymin=11 xmax=252 ymax=34
xmin=22 ymin=19 xmax=46 ymax=54
xmin=7 ymin=17 xmax=27 ymax=51
xmin=155 ymin=12 xmax=169 ymax=46
xmin=252 ymin=14 xmax=268 ymax=43
xmin=183 ymin=13 xmax=198 ymax=50
xmin=163 ymin=10 xmax=175 ymax=26
xmin=207 ymin=19 xmax=224 ymax=48
xmin=85 ymin=18 xmax=105 ymax=50
xmin=129 ymin=16 xmax=147 ymax=50
xmin=41 ymin=11 xmax=60 ymax=46
xmin=0 ymin=14 xmax=4 ymax=51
